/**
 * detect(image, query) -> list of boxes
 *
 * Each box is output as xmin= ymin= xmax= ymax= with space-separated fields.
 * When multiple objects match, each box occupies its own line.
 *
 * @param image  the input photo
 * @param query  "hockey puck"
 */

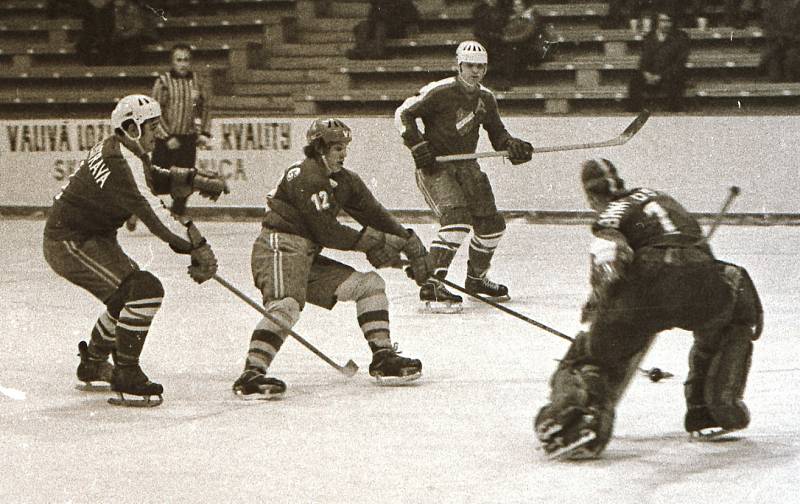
xmin=730 ymin=186 xmax=741 ymax=196
xmin=647 ymin=367 xmax=665 ymax=382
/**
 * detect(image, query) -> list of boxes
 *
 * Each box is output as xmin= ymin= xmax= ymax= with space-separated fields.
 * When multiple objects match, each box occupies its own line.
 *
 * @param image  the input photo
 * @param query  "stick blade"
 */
xmin=341 ymin=360 xmax=359 ymax=377
xmin=619 ymin=109 xmax=651 ymax=141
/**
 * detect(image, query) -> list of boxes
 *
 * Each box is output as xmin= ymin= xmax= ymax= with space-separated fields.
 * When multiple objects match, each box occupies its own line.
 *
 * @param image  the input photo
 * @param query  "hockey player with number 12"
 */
xmin=395 ymin=40 xmax=534 ymax=312
xmin=232 ymin=118 xmax=434 ymax=399
xmin=42 ymin=94 xmax=220 ymax=407
xmin=534 ymin=159 xmax=763 ymax=459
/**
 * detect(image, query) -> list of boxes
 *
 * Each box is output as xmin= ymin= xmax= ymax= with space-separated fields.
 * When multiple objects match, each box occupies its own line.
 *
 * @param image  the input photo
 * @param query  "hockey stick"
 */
xmin=212 ymin=274 xmax=359 ymax=377
xmin=435 ymin=109 xmax=651 ymax=163
xmin=435 ymin=277 xmax=671 ymax=381
xmin=699 ymin=186 xmax=741 ymax=244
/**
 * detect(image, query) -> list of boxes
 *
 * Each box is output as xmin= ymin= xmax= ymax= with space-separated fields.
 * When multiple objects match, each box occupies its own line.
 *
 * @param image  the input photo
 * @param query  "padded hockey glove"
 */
xmin=353 ymin=227 xmax=406 ymax=269
xmin=401 ymin=229 xmax=435 ymax=286
xmin=189 ymin=241 xmax=218 ymax=284
xmin=192 ymin=168 xmax=230 ymax=201
xmin=504 ymin=137 xmax=534 ymax=165
xmin=411 ymin=141 xmax=439 ymax=175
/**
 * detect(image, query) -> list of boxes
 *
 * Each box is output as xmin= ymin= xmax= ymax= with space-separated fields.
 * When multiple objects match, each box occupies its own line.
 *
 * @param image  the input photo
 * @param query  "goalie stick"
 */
xmin=212 ymin=274 xmax=359 ymax=378
xmin=435 ymin=109 xmax=651 ymax=163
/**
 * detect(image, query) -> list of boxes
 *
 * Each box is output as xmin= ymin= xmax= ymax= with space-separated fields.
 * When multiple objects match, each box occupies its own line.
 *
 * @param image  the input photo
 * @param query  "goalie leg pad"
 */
xmin=535 ymin=362 xmax=615 ymax=459
xmin=722 ymin=263 xmax=763 ymax=340
xmin=705 ymin=325 xmax=753 ymax=430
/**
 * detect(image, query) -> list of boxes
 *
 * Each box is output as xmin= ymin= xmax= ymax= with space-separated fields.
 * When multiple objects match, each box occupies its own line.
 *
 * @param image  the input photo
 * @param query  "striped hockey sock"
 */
xmin=245 ymin=318 xmax=289 ymax=374
xmin=88 ymin=310 xmax=117 ymax=360
xmin=357 ymin=290 xmax=391 ymax=352
xmin=430 ymin=224 xmax=471 ymax=277
xmin=468 ymin=230 xmax=505 ymax=278
xmin=115 ymin=296 xmax=162 ymax=366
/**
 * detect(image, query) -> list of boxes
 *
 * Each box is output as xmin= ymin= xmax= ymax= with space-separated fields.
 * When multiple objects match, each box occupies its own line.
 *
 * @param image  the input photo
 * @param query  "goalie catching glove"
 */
xmin=183 ymin=220 xmax=218 ymax=284
xmin=168 ymin=167 xmax=230 ymax=201
xmin=504 ymin=137 xmax=534 ymax=165
xmin=353 ymin=227 xmax=407 ymax=269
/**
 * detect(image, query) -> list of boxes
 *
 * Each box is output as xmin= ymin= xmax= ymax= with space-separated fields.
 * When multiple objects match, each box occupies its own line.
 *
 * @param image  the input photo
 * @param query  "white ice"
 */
xmin=0 ymin=220 xmax=797 ymax=504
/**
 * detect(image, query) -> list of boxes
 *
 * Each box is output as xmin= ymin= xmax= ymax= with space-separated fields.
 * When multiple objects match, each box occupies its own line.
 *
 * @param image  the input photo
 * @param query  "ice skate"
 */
xmin=108 ymin=364 xmax=163 ymax=407
xmin=465 ymin=273 xmax=510 ymax=302
xmin=75 ymin=341 xmax=113 ymax=391
xmin=686 ymin=404 xmax=747 ymax=441
xmin=233 ymin=370 xmax=286 ymax=401
xmin=369 ymin=345 xmax=422 ymax=385
xmin=419 ymin=280 xmax=462 ymax=314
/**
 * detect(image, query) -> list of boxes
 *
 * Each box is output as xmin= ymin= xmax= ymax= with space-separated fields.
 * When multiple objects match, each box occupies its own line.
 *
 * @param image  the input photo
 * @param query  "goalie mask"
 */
xmin=581 ymin=158 xmax=626 ymax=197
xmin=306 ymin=118 xmax=352 ymax=146
xmin=111 ymin=94 xmax=161 ymax=141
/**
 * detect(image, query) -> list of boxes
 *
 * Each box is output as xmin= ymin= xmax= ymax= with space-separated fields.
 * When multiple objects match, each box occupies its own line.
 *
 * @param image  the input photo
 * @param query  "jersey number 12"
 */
xmin=311 ymin=191 xmax=330 ymax=211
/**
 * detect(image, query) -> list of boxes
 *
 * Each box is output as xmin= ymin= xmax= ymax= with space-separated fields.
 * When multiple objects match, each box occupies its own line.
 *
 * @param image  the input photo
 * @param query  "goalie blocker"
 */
xmin=534 ymin=159 xmax=762 ymax=460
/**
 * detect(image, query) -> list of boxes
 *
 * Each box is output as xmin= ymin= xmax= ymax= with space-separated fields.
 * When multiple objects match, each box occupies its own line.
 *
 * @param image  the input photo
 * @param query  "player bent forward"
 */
xmin=534 ymin=159 xmax=763 ymax=459
xmin=395 ymin=40 xmax=534 ymax=311
xmin=43 ymin=94 xmax=219 ymax=406
xmin=232 ymin=118 xmax=434 ymax=399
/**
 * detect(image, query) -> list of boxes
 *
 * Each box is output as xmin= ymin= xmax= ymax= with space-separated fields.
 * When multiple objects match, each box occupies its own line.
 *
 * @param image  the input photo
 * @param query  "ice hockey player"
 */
xmin=42 ymin=94 xmax=220 ymax=407
xmin=394 ymin=40 xmax=534 ymax=312
xmin=232 ymin=118 xmax=434 ymax=399
xmin=534 ymin=158 xmax=763 ymax=459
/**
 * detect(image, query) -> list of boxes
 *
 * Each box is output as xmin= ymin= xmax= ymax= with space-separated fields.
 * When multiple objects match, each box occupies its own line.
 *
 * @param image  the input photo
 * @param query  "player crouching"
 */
xmin=534 ymin=159 xmax=762 ymax=459
xmin=232 ymin=118 xmax=434 ymax=400
xmin=44 ymin=95 xmax=219 ymax=407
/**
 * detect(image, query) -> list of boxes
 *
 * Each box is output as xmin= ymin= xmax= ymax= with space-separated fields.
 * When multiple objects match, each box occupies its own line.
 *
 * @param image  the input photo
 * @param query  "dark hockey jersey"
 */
xmin=394 ymin=76 xmax=512 ymax=155
xmin=263 ymin=157 xmax=407 ymax=250
xmin=592 ymin=187 xmax=704 ymax=250
xmin=44 ymin=136 xmax=194 ymax=252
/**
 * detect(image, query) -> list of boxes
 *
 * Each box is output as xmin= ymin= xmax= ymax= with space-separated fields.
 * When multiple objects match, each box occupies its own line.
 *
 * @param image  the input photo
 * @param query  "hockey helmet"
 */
xmin=456 ymin=40 xmax=488 ymax=65
xmin=581 ymin=158 xmax=626 ymax=196
xmin=111 ymin=94 xmax=161 ymax=140
xmin=306 ymin=118 xmax=352 ymax=145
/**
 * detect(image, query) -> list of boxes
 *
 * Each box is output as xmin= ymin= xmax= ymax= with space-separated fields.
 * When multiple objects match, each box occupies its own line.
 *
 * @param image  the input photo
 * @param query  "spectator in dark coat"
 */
xmin=346 ymin=0 xmax=420 ymax=59
xmin=74 ymin=0 xmax=114 ymax=65
xmin=472 ymin=0 xmax=512 ymax=88
xmin=493 ymin=0 xmax=554 ymax=88
xmin=760 ymin=0 xmax=800 ymax=81
xmin=109 ymin=0 xmax=158 ymax=65
xmin=627 ymin=11 xmax=690 ymax=111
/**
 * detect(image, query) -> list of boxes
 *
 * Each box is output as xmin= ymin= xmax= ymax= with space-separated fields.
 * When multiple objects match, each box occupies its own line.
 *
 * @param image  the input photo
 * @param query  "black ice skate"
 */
xmin=369 ymin=346 xmax=422 ymax=385
xmin=685 ymin=404 xmax=746 ymax=441
xmin=233 ymin=370 xmax=286 ymax=401
xmin=420 ymin=280 xmax=463 ymax=314
xmin=75 ymin=341 xmax=113 ymax=391
xmin=108 ymin=364 xmax=164 ymax=407
xmin=465 ymin=274 xmax=510 ymax=302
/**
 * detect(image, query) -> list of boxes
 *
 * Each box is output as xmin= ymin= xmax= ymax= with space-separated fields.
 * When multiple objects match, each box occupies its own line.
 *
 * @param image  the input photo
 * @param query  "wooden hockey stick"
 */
xmin=434 ymin=277 xmax=671 ymax=381
xmin=435 ymin=109 xmax=651 ymax=163
xmin=212 ymin=274 xmax=359 ymax=377
xmin=700 ymin=186 xmax=741 ymax=244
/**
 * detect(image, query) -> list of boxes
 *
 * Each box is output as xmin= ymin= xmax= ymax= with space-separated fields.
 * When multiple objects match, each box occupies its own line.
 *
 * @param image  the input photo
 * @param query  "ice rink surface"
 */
xmin=1 ymin=219 xmax=797 ymax=504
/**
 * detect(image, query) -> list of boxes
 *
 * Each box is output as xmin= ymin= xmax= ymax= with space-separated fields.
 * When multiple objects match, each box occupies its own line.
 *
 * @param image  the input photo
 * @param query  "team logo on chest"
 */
xmin=455 ymin=99 xmax=486 ymax=135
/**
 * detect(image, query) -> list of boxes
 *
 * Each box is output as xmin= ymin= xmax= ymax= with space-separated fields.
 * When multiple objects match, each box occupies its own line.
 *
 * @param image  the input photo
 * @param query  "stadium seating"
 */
xmin=0 ymin=0 xmax=797 ymax=116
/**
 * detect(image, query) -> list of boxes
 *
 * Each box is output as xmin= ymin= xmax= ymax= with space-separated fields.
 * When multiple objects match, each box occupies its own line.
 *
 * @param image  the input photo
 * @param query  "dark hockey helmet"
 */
xmin=581 ymin=158 xmax=626 ymax=196
xmin=306 ymin=118 xmax=352 ymax=145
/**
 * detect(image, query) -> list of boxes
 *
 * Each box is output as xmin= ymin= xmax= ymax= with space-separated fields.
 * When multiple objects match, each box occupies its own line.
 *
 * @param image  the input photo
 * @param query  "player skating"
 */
xmin=232 ymin=118 xmax=434 ymax=400
xmin=534 ymin=159 xmax=762 ymax=459
xmin=394 ymin=40 xmax=534 ymax=312
xmin=43 ymin=94 xmax=222 ymax=407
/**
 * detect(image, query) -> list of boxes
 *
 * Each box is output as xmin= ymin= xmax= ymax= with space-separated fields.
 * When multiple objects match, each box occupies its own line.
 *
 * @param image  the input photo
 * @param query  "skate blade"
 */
xmin=470 ymin=294 xmax=511 ymax=303
xmin=372 ymin=370 xmax=422 ymax=386
xmin=107 ymin=392 xmax=164 ymax=408
xmin=233 ymin=388 xmax=286 ymax=401
xmin=690 ymin=428 xmax=742 ymax=441
xmin=546 ymin=431 xmax=598 ymax=461
xmin=75 ymin=382 xmax=111 ymax=392
xmin=422 ymin=301 xmax=463 ymax=314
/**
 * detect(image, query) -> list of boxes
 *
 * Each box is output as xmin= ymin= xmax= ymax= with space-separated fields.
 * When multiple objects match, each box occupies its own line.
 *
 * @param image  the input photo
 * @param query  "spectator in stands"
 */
xmin=627 ymin=11 xmax=690 ymax=112
xmin=473 ymin=0 xmax=512 ymax=89
xmin=109 ymin=0 xmax=158 ymax=65
xmin=494 ymin=0 xmax=554 ymax=88
xmin=760 ymin=0 xmax=800 ymax=81
xmin=74 ymin=0 xmax=114 ymax=66
xmin=151 ymin=44 xmax=212 ymax=215
xmin=602 ymin=0 xmax=641 ymax=29
xmin=346 ymin=0 xmax=420 ymax=60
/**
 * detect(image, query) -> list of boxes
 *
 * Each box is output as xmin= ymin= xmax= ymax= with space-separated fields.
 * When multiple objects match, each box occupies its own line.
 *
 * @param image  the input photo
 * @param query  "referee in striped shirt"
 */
xmin=151 ymin=43 xmax=212 ymax=215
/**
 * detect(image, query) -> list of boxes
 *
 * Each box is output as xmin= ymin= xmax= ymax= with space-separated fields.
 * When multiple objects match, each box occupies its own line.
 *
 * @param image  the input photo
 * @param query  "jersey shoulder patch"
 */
xmin=285 ymin=166 xmax=301 ymax=182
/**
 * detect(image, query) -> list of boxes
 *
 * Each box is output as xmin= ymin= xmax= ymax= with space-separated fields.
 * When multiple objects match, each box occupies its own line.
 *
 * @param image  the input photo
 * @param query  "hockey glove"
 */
xmin=401 ymin=229 xmax=435 ymax=285
xmin=411 ymin=141 xmax=439 ymax=175
xmin=192 ymin=168 xmax=229 ymax=201
xmin=504 ymin=137 xmax=534 ymax=165
xmin=188 ymin=241 xmax=218 ymax=284
xmin=353 ymin=227 xmax=405 ymax=269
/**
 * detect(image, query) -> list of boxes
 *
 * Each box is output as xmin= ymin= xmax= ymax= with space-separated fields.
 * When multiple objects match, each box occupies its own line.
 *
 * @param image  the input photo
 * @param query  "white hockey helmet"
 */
xmin=111 ymin=94 xmax=161 ymax=140
xmin=456 ymin=40 xmax=488 ymax=65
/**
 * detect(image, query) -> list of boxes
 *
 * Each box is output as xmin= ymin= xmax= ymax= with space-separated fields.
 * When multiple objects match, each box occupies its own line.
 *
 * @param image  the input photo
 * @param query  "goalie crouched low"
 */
xmin=534 ymin=159 xmax=763 ymax=459
xmin=232 ymin=118 xmax=434 ymax=399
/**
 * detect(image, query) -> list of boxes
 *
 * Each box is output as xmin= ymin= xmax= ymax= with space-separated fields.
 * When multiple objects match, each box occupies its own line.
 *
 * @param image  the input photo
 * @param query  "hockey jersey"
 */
xmin=44 ymin=136 xmax=194 ymax=253
xmin=263 ymin=157 xmax=408 ymax=250
xmin=592 ymin=187 xmax=704 ymax=250
xmin=394 ymin=76 xmax=512 ymax=155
